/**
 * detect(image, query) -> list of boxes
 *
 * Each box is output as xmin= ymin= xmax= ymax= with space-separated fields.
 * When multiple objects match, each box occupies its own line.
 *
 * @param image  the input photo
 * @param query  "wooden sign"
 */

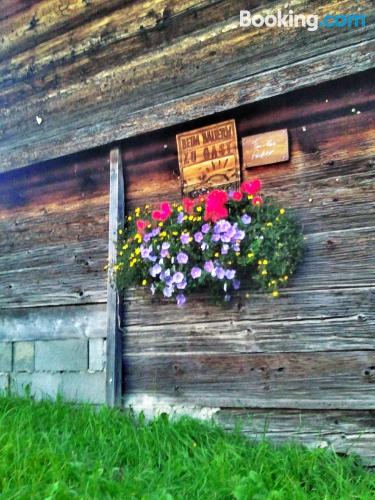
xmin=176 ymin=119 xmax=240 ymax=194
xmin=242 ymin=129 xmax=289 ymax=168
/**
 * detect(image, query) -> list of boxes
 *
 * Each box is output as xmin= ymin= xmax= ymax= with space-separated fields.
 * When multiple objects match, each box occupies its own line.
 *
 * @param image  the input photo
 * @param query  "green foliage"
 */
xmin=0 ymin=395 xmax=373 ymax=499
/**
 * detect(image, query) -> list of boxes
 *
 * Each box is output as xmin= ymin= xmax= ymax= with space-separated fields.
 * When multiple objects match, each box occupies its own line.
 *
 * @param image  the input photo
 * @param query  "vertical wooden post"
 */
xmin=106 ymin=146 xmax=124 ymax=406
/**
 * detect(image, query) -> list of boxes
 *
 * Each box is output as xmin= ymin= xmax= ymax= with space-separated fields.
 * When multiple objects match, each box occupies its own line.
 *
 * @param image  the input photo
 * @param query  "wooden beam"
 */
xmin=106 ymin=146 xmax=124 ymax=407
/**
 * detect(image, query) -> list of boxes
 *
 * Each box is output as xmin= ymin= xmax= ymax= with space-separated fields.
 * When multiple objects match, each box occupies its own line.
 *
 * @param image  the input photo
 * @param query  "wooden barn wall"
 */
xmin=121 ymin=70 xmax=375 ymax=464
xmin=0 ymin=0 xmax=374 ymax=172
xmin=0 ymin=148 xmax=109 ymax=340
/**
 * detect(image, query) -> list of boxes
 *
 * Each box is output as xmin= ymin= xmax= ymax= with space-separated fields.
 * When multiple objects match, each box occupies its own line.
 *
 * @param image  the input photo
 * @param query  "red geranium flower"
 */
xmin=152 ymin=210 xmax=162 ymax=221
xmin=160 ymin=201 xmax=172 ymax=220
xmin=204 ymin=189 xmax=229 ymax=222
xmin=231 ymin=191 xmax=243 ymax=201
xmin=183 ymin=197 xmax=195 ymax=213
xmin=241 ymin=179 xmax=262 ymax=195
xmin=252 ymin=195 xmax=263 ymax=206
xmin=136 ymin=219 xmax=148 ymax=233
xmin=152 ymin=201 xmax=172 ymax=222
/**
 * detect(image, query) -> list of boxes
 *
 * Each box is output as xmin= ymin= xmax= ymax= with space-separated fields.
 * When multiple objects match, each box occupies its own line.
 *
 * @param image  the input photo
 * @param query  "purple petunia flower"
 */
xmin=151 ymin=227 xmax=161 ymax=237
xmin=163 ymin=286 xmax=174 ymax=298
xmin=177 ymin=212 xmax=185 ymax=224
xmin=191 ymin=267 xmax=202 ymax=279
xmin=160 ymin=242 xmax=170 ymax=258
xmin=141 ymin=245 xmax=152 ymax=259
xmin=204 ymin=260 xmax=214 ymax=273
xmin=201 ymin=223 xmax=211 ymax=234
xmin=176 ymin=280 xmax=187 ymax=290
xmin=180 ymin=233 xmax=190 ymax=245
xmin=214 ymin=220 xmax=231 ymax=234
xmin=150 ymin=263 xmax=162 ymax=277
xmin=225 ymin=269 xmax=236 ymax=280
xmin=241 ymin=214 xmax=252 ymax=225
xmin=233 ymin=279 xmax=241 ymax=290
xmin=176 ymin=293 xmax=186 ymax=307
xmin=143 ymin=233 xmax=152 ymax=243
xmin=194 ymin=231 xmax=203 ymax=243
xmin=235 ymin=230 xmax=246 ymax=241
xmin=221 ymin=244 xmax=229 ymax=255
xmin=177 ymin=252 xmax=188 ymax=264
xmin=215 ymin=267 xmax=225 ymax=280
xmin=211 ymin=234 xmax=221 ymax=243
xmin=173 ymin=272 xmax=185 ymax=284
xmin=160 ymin=269 xmax=171 ymax=282
xmin=221 ymin=226 xmax=236 ymax=243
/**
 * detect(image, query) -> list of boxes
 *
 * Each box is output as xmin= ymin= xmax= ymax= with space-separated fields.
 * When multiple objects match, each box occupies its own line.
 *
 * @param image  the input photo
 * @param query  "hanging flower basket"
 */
xmin=115 ymin=179 xmax=304 ymax=306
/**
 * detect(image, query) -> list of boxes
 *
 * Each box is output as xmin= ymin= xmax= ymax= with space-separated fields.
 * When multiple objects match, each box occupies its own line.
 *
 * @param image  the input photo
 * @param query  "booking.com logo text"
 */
xmin=240 ymin=10 xmax=366 ymax=31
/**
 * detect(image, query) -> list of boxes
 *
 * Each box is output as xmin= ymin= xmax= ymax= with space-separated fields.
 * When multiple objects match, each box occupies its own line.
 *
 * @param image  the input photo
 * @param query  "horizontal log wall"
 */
xmin=0 ymin=0 xmax=374 ymax=171
xmin=121 ymin=70 xmax=375 ymax=464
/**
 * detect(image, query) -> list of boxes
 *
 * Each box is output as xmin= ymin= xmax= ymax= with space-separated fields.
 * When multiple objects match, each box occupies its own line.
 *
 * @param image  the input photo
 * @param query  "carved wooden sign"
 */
xmin=242 ymin=129 xmax=289 ymax=168
xmin=176 ymin=119 xmax=240 ymax=194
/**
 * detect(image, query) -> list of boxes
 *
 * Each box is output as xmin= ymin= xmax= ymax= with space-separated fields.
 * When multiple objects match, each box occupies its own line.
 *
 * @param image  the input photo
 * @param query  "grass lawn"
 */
xmin=0 ymin=396 xmax=373 ymax=499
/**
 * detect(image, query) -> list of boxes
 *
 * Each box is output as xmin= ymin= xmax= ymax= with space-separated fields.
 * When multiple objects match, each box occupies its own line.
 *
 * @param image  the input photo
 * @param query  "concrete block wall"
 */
xmin=0 ymin=339 xmax=106 ymax=404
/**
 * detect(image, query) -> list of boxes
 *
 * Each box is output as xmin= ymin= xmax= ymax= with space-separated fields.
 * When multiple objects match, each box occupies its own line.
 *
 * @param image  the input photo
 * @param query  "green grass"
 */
xmin=0 ymin=396 xmax=373 ymax=499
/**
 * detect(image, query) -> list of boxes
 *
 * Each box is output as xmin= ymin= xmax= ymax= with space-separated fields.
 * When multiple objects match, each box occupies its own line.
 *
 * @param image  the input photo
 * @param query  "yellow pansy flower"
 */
xmin=196 ymin=206 xmax=203 ymax=213
xmin=280 ymin=208 xmax=285 ymax=215
xmin=142 ymin=279 xmax=147 ymax=286
xmin=261 ymin=270 xmax=268 ymax=276
xmin=263 ymin=259 xmax=268 ymax=265
xmin=272 ymin=290 xmax=279 ymax=298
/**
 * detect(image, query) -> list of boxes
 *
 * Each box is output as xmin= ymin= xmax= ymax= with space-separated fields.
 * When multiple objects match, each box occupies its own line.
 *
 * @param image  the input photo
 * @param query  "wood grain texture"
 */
xmin=123 ymin=288 xmax=375 ymax=354
xmin=0 ymin=148 xmax=109 ymax=308
xmin=214 ymin=409 xmax=375 ymax=466
xmin=124 ymin=351 xmax=375 ymax=409
xmin=1 ymin=0 xmax=374 ymax=171
xmin=106 ymin=147 xmax=124 ymax=406
xmin=0 ymin=304 xmax=107 ymax=341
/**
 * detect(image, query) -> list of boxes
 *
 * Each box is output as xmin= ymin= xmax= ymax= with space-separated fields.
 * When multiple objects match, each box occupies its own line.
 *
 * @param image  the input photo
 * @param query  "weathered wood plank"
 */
xmin=214 ymin=409 xmax=375 ymax=466
xmin=0 ymin=0 xmax=41 ymax=22
xmin=0 ymin=304 xmax=107 ymax=341
xmin=0 ymin=0 xmax=127 ymax=59
xmin=0 ymin=201 xmax=108 ymax=255
xmin=124 ymin=351 xmax=375 ymax=409
xmin=1 ymin=3 xmax=374 ymax=170
xmin=0 ymin=148 xmax=109 ymax=309
xmin=106 ymin=146 xmax=124 ymax=406
xmin=123 ymin=289 xmax=375 ymax=354
xmin=124 ymin=288 xmax=374 ymax=329
xmin=0 ymin=239 xmax=108 ymax=308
